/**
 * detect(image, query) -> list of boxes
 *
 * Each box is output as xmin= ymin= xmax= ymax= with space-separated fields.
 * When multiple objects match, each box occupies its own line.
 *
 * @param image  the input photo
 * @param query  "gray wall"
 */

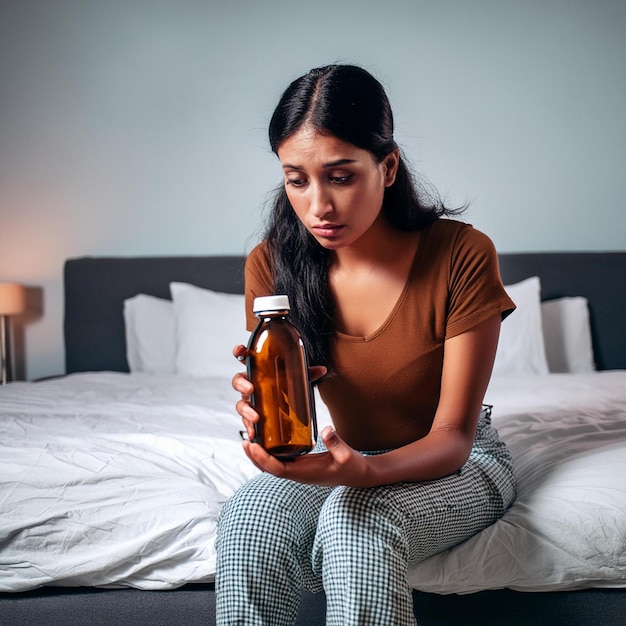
xmin=1 ymin=0 xmax=625 ymax=380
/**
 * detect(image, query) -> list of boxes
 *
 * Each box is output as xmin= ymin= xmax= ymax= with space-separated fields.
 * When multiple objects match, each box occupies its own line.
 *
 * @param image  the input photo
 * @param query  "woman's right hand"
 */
xmin=232 ymin=344 xmax=258 ymax=442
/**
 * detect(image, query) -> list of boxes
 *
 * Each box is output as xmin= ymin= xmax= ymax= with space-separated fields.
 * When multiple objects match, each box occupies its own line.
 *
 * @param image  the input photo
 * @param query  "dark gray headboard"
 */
xmin=64 ymin=256 xmax=245 ymax=374
xmin=497 ymin=252 xmax=625 ymax=371
xmin=64 ymin=252 xmax=626 ymax=374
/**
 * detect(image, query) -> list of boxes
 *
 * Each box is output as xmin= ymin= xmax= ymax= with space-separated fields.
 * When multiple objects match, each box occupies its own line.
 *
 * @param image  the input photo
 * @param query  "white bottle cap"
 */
xmin=253 ymin=295 xmax=290 ymax=314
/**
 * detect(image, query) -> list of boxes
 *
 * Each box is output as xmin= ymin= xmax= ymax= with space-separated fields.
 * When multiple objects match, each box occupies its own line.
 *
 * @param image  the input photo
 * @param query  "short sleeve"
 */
xmin=445 ymin=226 xmax=515 ymax=339
xmin=244 ymin=241 xmax=274 ymax=331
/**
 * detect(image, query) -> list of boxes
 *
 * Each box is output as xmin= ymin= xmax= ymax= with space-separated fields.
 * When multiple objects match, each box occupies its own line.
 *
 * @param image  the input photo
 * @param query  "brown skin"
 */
xmin=232 ymin=128 xmax=502 ymax=488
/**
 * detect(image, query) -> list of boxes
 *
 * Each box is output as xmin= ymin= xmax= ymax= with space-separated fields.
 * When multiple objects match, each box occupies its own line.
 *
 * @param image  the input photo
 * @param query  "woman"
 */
xmin=216 ymin=64 xmax=516 ymax=626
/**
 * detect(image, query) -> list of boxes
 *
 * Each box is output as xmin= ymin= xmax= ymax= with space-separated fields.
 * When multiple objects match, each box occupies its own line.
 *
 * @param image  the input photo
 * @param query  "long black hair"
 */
xmin=265 ymin=64 xmax=459 ymax=368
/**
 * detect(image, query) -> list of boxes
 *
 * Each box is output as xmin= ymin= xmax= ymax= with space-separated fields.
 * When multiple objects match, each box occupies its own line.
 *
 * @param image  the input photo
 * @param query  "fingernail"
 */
xmin=322 ymin=426 xmax=335 ymax=440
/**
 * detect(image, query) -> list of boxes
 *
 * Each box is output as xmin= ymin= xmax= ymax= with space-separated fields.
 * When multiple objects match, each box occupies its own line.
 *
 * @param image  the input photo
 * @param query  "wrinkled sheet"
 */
xmin=1 ymin=372 xmax=625 ymax=593
xmin=409 ymin=371 xmax=626 ymax=593
xmin=0 ymin=373 xmax=261 ymax=591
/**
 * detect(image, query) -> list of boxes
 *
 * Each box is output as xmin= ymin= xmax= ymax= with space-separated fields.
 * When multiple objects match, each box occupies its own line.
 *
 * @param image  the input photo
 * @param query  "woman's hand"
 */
xmin=231 ymin=344 xmax=329 ymax=453
xmin=243 ymin=425 xmax=376 ymax=488
xmin=232 ymin=345 xmax=258 ymax=442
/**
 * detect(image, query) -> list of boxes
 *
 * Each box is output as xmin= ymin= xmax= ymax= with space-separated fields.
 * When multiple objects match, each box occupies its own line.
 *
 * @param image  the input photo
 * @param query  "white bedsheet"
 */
xmin=1 ymin=371 xmax=625 ymax=593
xmin=410 ymin=371 xmax=626 ymax=593
xmin=0 ymin=373 xmax=258 ymax=591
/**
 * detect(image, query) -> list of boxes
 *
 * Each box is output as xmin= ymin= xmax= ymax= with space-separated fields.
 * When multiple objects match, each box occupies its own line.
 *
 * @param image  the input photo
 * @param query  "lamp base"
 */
xmin=1 ymin=314 xmax=9 ymax=385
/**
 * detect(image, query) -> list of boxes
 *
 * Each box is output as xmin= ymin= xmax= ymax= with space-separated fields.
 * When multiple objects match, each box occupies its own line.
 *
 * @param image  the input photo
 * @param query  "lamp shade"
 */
xmin=0 ymin=283 xmax=26 ymax=315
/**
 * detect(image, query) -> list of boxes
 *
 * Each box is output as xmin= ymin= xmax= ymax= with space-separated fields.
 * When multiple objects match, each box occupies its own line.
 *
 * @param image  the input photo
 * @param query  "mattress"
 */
xmin=1 ymin=371 xmax=625 ymax=594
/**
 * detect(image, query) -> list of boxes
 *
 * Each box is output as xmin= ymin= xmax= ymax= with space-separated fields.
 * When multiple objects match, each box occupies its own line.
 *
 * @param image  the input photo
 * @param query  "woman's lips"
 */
xmin=311 ymin=224 xmax=344 ymax=238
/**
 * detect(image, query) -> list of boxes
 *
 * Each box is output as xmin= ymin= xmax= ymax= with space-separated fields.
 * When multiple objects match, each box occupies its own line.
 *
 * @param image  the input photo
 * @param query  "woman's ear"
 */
xmin=383 ymin=149 xmax=400 ymax=187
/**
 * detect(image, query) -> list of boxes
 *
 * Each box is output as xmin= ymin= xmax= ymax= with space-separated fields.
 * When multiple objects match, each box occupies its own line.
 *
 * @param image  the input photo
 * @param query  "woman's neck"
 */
xmin=330 ymin=217 xmax=418 ymax=278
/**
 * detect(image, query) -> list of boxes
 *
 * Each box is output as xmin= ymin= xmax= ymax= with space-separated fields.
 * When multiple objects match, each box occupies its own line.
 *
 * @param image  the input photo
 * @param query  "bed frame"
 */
xmin=2 ymin=251 xmax=625 ymax=625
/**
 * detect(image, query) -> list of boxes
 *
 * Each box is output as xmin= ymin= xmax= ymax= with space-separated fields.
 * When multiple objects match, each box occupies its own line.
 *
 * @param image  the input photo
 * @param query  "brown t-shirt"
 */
xmin=244 ymin=219 xmax=515 ymax=450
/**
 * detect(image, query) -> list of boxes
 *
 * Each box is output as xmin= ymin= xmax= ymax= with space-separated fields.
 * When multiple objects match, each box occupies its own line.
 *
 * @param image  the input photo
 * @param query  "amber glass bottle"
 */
xmin=246 ymin=295 xmax=317 ymax=460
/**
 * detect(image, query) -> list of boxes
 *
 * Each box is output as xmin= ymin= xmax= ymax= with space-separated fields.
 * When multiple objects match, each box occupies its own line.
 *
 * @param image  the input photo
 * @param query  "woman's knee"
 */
xmin=217 ymin=474 xmax=330 ymax=550
xmin=318 ymin=486 xmax=404 ymax=531
xmin=313 ymin=486 xmax=407 ymax=564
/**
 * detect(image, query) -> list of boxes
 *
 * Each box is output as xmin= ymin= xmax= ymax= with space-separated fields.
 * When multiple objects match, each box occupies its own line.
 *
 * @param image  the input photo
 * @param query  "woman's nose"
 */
xmin=309 ymin=183 xmax=333 ymax=218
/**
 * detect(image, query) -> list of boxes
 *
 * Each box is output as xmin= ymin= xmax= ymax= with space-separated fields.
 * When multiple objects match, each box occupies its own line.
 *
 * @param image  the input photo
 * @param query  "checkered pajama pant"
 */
xmin=215 ymin=408 xmax=516 ymax=625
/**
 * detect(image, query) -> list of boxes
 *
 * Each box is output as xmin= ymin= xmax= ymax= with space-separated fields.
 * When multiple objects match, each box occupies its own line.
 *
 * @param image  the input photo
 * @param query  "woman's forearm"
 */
xmin=364 ymin=426 xmax=475 ymax=486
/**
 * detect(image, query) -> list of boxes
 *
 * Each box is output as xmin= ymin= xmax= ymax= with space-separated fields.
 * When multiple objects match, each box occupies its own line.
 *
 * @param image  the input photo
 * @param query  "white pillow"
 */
xmin=541 ymin=297 xmax=595 ymax=373
xmin=492 ymin=276 xmax=549 ymax=376
xmin=123 ymin=294 xmax=177 ymax=374
xmin=170 ymin=282 xmax=247 ymax=378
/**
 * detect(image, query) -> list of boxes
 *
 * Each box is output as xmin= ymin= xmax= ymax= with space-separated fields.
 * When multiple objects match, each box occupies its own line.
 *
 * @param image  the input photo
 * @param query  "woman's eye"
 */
xmin=285 ymin=177 xmax=306 ymax=187
xmin=331 ymin=174 xmax=353 ymax=185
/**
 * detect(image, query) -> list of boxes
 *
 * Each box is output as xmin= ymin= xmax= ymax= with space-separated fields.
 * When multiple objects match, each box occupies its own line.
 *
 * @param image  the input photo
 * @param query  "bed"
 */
xmin=1 ymin=250 xmax=625 ymax=625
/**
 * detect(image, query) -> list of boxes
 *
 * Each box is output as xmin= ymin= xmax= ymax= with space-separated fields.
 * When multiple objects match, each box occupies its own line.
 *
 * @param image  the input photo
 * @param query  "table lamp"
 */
xmin=0 ymin=283 xmax=26 ymax=384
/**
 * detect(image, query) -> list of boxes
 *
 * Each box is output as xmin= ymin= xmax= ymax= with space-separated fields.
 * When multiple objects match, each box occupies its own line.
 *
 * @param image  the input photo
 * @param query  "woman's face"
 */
xmin=277 ymin=127 xmax=398 ymax=251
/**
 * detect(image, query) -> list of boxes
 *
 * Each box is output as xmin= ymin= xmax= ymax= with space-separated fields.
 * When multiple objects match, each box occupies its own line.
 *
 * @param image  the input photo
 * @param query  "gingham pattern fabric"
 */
xmin=215 ymin=408 xmax=516 ymax=626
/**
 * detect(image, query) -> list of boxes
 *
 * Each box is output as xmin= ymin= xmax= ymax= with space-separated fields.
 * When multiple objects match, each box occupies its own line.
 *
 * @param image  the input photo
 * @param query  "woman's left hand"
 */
xmin=242 ymin=426 xmax=375 ymax=488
